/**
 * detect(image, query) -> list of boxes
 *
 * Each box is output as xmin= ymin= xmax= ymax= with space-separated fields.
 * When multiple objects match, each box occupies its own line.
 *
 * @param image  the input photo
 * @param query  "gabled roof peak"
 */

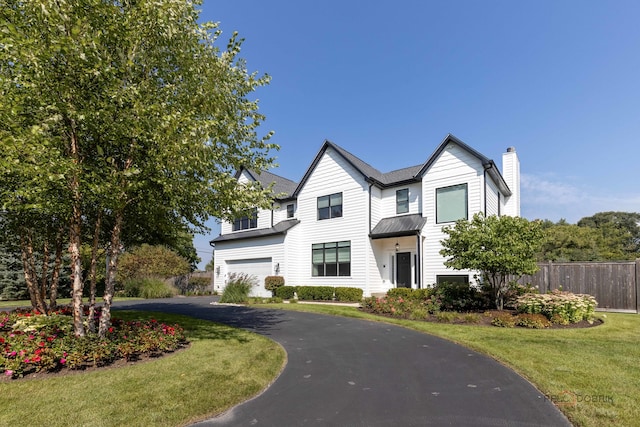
xmin=236 ymin=167 xmax=298 ymax=199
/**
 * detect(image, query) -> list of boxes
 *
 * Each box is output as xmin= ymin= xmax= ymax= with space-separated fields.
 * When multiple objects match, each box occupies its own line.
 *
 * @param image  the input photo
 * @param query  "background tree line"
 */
xmin=537 ymin=211 xmax=640 ymax=262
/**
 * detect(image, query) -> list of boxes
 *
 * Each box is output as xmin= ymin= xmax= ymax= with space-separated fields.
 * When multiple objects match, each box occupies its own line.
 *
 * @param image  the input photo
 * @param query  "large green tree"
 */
xmin=440 ymin=213 xmax=544 ymax=309
xmin=1 ymin=0 xmax=277 ymax=336
xmin=537 ymin=212 xmax=640 ymax=261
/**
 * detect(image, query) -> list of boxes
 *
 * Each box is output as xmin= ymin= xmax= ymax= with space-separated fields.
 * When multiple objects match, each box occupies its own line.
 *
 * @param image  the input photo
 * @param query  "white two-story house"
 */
xmin=211 ymin=134 xmax=520 ymax=297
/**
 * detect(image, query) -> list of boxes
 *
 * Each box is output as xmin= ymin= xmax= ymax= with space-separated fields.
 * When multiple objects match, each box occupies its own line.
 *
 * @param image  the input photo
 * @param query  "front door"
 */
xmin=396 ymin=252 xmax=411 ymax=288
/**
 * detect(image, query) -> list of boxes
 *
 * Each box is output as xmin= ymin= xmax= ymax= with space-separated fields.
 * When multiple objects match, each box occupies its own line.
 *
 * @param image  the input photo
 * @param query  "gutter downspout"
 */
xmin=368 ymin=182 xmax=373 ymax=234
xmin=483 ymin=164 xmax=490 ymax=215
xmin=416 ymin=233 xmax=421 ymax=289
xmin=271 ymin=204 xmax=274 ymax=228
xmin=367 ymin=182 xmax=373 ymax=297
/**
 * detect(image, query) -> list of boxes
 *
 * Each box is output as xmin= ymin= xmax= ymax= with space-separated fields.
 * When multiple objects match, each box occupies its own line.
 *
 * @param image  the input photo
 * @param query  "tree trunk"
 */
xmin=39 ymin=239 xmax=49 ymax=308
xmin=98 ymin=210 xmax=124 ymax=337
xmin=49 ymin=230 xmax=64 ymax=310
xmin=68 ymin=124 xmax=85 ymax=337
xmin=87 ymin=211 xmax=102 ymax=333
xmin=19 ymin=231 xmax=47 ymax=313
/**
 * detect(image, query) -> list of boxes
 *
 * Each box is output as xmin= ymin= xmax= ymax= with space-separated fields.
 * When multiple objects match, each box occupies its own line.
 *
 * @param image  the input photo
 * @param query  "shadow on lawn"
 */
xmin=113 ymin=299 xmax=288 ymax=340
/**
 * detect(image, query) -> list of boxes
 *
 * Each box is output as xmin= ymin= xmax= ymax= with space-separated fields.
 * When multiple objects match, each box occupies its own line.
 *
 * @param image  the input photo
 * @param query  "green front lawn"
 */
xmin=0 ymin=311 xmax=285 ymax=427
xmin=2 ymin=300 xmax=636 ymax=426
xmin=0 ymin=297 xmax=143 ymax=310
xmin=270 ymin=303 xmax=638 ymax=427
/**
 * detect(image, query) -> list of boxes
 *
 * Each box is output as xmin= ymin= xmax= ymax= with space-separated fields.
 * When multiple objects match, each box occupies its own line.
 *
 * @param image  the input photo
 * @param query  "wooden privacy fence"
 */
xmin=514 ymin=260 xmax=640 ymax=313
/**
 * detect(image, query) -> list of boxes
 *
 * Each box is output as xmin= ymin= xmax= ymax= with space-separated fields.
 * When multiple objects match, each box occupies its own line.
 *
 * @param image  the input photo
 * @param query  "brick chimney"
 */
xmin=502 ymin=147 xmax=520 ymax=216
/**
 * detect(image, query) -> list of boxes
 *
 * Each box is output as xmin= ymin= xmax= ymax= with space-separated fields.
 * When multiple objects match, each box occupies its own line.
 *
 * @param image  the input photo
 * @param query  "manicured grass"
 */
xmin=0 ymin=311 xmax=286 ymax=427
xmin=269 ymin=303 xmax=639 ymax=427
xmin=0 ymin=297 xmax=143 ymax=309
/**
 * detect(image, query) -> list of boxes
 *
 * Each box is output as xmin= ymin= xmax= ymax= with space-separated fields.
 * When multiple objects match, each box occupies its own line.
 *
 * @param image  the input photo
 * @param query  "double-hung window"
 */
xmin=436 ymin=183 xmax=468 ymax=223
xmin=312 ymin=241 xmax=350 ymax=277
xmin=317 ymin=192 xmax=342 ymax=220
xmin=396 ymin=188 xmax=409 ymax=214
xmin=232 ymin=208 xmax=258 ymax=231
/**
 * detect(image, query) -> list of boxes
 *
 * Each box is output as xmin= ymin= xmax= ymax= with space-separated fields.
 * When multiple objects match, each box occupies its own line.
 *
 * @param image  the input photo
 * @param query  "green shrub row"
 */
xmin=272 ymin=285 xmax=364 ymax=302
xmin=386 ymin=283 xmax=494 ymax=311
xmin=275 ymin=286 xmax=296 ymax=300
xmin=386 ymin=288 xmax=432 ymax=300
xmin=516 ymin=290 xmax=597 ymax=324
xmin=296 ymin=286 xmax=334 ymax=301
xmin=334 ymin=287 xmax=363 ymax=302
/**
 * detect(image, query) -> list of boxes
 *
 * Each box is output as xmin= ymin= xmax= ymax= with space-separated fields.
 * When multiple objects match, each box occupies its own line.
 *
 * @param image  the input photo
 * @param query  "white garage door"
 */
xmin=226 ymin=258 xmax=272 ymax=298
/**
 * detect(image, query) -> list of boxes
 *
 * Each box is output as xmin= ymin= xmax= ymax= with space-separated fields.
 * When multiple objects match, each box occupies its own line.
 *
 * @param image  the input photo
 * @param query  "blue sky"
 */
xmin=193 ymin=0 xmax=640 ymax=268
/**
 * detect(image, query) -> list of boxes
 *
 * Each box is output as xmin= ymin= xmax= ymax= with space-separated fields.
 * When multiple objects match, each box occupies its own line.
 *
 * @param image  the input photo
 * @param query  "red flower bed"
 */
xmin=1 ymin=307 xmax=187 ymax=379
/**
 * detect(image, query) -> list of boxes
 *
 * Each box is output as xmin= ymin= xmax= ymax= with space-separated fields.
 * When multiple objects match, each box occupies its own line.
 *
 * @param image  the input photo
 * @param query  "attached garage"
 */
xmin=226 ymin=258 xmax=273 ymax=297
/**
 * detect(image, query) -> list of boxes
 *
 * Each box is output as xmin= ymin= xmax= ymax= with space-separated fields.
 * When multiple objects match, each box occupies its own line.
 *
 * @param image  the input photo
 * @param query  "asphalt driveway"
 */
xmin=114 ymin=298 xmax=571 ymax=427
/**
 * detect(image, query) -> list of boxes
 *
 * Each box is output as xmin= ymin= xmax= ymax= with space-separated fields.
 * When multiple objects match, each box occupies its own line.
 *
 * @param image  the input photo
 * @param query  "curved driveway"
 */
xmin=114 ymin=298 xmax=570 ymax=427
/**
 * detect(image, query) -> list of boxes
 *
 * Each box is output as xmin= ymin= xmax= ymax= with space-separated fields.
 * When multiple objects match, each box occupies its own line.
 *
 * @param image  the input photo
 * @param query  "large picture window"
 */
xmin=232 ymin=208 xmax=258 ymax=231
xmin=312 ymin=241 xmax=350 ymax=276
xmin=436 ymin=184 xmax=468 ymax=223
xmin=317 ymin=192 xmax=343 ymax=220
xmin=396 ymin=188 xmax=409 ymax=214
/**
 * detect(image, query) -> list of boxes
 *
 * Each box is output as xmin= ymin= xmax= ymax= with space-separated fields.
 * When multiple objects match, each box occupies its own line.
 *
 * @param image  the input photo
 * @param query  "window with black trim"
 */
xmin=436 ymin=183 xmax=468 ymax=223
xmin=312 ymin=241 xmax=350 ymax=276
xmin=286 ymin=204 xmax=294 ymax=218
xmin=232 ymin=208 xmax=258 ymax=231
xmin=396 ymin=188 xmax=409 ymax=214
xmin=317 ymin=192 xmax=342 ymax=220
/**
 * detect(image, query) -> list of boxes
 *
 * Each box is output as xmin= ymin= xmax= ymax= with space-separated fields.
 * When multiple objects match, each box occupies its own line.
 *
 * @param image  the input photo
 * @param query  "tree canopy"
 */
xmin=537 ymin=212 xmax=640 ymax=261
xmin=1 ymin=0 xmax=277 ymax=335
xmin=440 ymin=213 xmax=544 ymax=309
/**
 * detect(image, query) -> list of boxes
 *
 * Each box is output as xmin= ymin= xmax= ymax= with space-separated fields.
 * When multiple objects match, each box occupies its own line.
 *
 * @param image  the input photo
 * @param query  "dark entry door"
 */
xmin=396 ymin=252 xmax=411 ymax=288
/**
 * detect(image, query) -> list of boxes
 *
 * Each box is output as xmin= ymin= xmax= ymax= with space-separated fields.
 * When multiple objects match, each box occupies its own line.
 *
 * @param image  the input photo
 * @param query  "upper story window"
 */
xmin=286 ymin=204 xmax=294 ymax=218
xmin=317 ymin=192 xmax=342 ymax=220
xmin=396 ymin=188 xmax=409 ymax=214
xmin=312 ymin=241 xmax=351 ymax=277
xmin=436 ymin=183 xmax=468 ymax=223
xmin=232 ymin=208 xmax=258 ymax=231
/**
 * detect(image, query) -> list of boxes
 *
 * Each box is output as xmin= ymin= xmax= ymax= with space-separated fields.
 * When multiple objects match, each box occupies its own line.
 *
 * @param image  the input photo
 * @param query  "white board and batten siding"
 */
xmin=485 ymin=178 xmax=500 ymax=217
xmin=421 ymin=142 xmax=483 ymax=285
xmin=292 ymin=147 xmax=371 ymax=292
xmin=378 ymin=182 xmax=422 ymax=220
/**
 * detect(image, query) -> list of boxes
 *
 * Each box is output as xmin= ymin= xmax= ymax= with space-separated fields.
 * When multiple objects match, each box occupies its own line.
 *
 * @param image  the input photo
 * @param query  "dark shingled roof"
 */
xmin=240 ymin=169 xmax=298 ymax=199
xmin=211 ymin=219 xmax=300 ymax=243
xmin=327 ymin=144 xmax=424 ymax=186
xmin=369 ymin=214 xmax=427 ymax=239
xmin=240 ymin=133 xmax=511 ymax=200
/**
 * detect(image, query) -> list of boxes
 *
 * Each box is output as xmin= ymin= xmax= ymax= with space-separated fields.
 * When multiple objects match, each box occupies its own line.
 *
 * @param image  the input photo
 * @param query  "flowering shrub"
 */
xmin=1 ymin=306 xmax=187 ymax=379
xmin=516 ymin=313 xmax=551 ymax=329
xmin=516 ymin=290 xmax=597 ymax=324
xmin=491 ymin=312 xmax=517 ymax=328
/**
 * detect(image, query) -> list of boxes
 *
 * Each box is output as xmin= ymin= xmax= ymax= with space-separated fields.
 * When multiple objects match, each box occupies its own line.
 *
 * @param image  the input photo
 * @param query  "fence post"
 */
xmin=636 ymin=259 xmax=640 ymax=314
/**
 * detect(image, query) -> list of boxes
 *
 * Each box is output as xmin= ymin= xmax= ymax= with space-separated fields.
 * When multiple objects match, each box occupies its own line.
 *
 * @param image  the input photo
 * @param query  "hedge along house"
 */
xmin=211 ymin=134 xmax=520 ymax=298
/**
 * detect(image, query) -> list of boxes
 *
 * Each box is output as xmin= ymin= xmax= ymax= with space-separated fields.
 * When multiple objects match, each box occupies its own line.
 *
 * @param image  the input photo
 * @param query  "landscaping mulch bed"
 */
xmin=360 ymin=308 xmax=604 ymax=329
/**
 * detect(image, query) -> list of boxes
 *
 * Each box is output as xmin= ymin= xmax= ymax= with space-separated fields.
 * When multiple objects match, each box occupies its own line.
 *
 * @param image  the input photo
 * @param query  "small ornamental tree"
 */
xmin=440 ymin=213 xmax=544 ymax=310
xmin=264 ymin=276 xmax=285 ymax=296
